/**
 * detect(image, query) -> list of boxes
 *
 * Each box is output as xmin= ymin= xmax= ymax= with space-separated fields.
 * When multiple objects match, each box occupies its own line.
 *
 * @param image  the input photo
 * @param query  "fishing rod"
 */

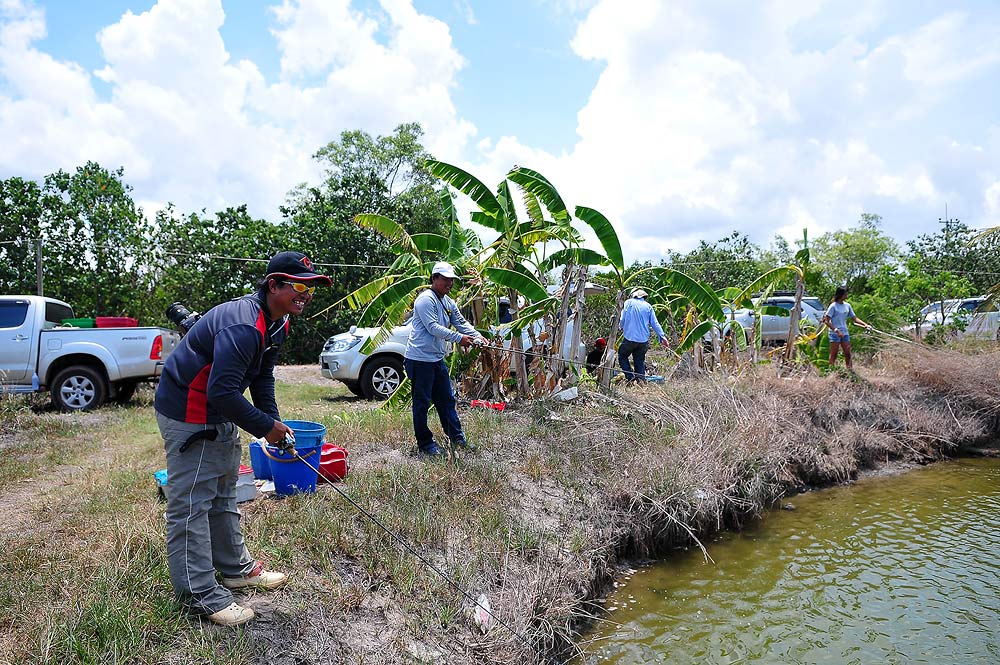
xmin=273 ymin=436 xmax=540 ymax=656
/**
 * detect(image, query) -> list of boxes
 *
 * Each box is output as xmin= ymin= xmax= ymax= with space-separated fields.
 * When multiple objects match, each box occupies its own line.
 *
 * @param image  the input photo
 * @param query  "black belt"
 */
xmin=179 ymin=429 xmax=219 ymax=452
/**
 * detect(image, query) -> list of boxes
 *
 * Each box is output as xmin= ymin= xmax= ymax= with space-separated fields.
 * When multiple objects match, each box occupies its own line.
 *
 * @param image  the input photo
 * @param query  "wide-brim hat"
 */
xmin=265 ymin=251 xmax=332 ymax=286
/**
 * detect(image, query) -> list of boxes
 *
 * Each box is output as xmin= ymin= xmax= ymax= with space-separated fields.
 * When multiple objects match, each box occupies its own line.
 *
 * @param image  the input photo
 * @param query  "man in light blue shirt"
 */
xmin=618 ymin=288 xmax=669 ymax=382
xmin=404 ymin=261 xmax=483 ymax=455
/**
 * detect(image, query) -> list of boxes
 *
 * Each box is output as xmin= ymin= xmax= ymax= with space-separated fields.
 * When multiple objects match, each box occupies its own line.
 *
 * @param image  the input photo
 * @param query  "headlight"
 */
xmin=324 ymin=335 xmax=363 ymax=352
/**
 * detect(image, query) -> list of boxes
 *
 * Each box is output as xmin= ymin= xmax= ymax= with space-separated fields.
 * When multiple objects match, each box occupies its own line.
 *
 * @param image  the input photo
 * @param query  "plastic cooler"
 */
xmin=264 ymin=420 xmax=326 ymax=496
xmin=61 ymin=317 xmax=96 ymax=328
xmin=96 ymin=316 xmax=138 ymax=328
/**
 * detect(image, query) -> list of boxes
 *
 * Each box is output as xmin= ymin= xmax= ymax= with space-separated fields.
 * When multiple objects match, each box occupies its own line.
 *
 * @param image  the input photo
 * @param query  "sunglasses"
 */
xmin=280 ymin=281 xmax=316 ymax=295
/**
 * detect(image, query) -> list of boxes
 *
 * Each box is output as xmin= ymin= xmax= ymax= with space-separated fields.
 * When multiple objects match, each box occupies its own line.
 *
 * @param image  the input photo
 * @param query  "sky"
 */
xmin=1 ymin=0 xmax=999 ymax=263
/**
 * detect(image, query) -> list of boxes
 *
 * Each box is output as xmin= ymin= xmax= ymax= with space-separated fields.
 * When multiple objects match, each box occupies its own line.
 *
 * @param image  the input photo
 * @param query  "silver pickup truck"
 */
xmin=0 ymin=295 xmax=180 ymax=411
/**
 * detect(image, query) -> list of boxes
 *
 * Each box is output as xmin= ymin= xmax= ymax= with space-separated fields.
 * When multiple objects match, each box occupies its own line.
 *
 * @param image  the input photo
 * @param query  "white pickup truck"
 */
xmin=0 ymin=295 xmax=180 ymax=411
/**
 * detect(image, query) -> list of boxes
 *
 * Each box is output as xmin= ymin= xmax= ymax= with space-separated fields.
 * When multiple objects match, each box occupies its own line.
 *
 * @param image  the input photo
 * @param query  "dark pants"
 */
xmin=404 ymin=358 xmax=465 ymax=450
xmin=618 ymin=339 xmax=649 ymax=382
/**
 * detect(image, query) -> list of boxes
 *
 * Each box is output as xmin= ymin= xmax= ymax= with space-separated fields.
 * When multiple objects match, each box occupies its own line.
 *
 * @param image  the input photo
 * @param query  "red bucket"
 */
xmin=319 ymin=443 xmax=349 ymax=481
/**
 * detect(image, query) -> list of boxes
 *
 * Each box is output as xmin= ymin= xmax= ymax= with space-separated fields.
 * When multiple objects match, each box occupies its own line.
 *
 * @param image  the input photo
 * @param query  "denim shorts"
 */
xmin=829 ymin=331 xmax=850 ymax=343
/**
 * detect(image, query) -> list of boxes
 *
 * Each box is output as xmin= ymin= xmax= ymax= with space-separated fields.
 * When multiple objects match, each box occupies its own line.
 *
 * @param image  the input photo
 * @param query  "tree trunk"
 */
xmin=550 ymin=265 xmax=575 ymax=379
xmin=598 ymin=288 xmax=626 ymax=388
xmin=568 ymin=266 xmax=587 ymax=373
xmin=783 ymin=276 xmax=805 ymax=362
xmin=509 ymin=287 xmax=530 ymax=396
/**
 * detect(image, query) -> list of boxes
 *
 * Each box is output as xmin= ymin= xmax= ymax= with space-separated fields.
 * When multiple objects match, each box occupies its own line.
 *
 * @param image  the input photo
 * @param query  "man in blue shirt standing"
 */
xmin=404 ymin=262 xmax=484 ymax=455
xmin=618 ymin=288 xmax=669 ymax=382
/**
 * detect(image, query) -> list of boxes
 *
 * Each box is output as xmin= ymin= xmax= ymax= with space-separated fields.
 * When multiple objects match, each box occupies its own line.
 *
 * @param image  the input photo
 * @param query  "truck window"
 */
xmin=0 ymin=301 xmax=29 ymax=328
xmin=44 ymin=301 xmax=74 ymax=327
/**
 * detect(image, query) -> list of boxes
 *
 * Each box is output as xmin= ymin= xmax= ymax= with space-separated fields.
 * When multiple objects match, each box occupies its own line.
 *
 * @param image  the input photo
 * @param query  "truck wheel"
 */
xmin=52 ymin=365 xmax=107 ymax=411
xmin=114 ymin=380 xmax=138 ymax=404
xmin=361 ymin=357 xmax=404 ymax=400
xmin=343 ymin=380 xmax=366 ymax=397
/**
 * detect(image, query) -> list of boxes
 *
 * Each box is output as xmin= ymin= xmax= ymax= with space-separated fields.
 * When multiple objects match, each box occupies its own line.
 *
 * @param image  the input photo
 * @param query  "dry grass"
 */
xmin=0 ymin=350 xmax=996 ymax=665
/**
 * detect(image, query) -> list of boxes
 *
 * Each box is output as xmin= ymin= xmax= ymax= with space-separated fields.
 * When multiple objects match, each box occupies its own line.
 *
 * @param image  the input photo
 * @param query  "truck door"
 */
xmin=0 ymin=299 xmax=33 ymax=383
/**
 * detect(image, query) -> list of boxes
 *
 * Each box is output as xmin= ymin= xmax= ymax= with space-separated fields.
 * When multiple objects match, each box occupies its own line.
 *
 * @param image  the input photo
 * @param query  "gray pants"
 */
xmin=157 ymin=412 xmax=255 ymax=614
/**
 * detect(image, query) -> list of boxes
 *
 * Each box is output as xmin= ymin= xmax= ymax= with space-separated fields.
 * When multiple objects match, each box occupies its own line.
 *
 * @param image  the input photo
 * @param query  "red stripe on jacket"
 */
xmin=255 ymin=310 xmax=267 ymax=345
xmin=185 ymin=364 xmax=213 ymax=423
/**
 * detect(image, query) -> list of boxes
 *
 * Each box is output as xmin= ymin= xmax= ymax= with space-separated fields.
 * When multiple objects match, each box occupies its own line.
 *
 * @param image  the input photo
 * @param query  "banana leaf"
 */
xmin=677 ymin=320 xmax=717 ymax=353
xmin=575 ymin=206 xmax=624 ymax=272
xmin=508 ymin=166 xmax=571 ymax=223
xmin=539 ymin=247 xmax=608 ymax=275
xmin=411 ymin=233 xmax=449 ymax=254
xmin=633 ymin=267 xmax=725 ymax=322
xmin=357 ymin=276 xmax=426 ymax=327
xmin=483 ymin=267 xmax=549 ymax=303
xmin=354 ymin=214 xmax=417 ymax=255
xmin=425 ymin=159 xmax=502 ymax=218
xmin=732 ymin=266 xmax=801 ymax=308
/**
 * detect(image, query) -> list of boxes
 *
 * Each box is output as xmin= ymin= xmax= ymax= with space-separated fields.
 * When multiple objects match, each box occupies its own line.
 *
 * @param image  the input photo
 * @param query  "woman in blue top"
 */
xmin=822 ymin=286 xmax=871 ymax=370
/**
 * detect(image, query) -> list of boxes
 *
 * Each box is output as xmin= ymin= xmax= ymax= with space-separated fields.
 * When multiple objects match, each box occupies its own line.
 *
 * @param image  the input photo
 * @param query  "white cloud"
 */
xmin=0 ymin=0 xmax=474 ymax=221
xmin=468 ymin=0 xmax=1000 ymax=260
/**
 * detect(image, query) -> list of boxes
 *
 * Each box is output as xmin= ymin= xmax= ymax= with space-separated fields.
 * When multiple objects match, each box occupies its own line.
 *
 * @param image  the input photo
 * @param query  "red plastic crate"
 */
xmin=95 ymin=316 xmax=138 ymax=328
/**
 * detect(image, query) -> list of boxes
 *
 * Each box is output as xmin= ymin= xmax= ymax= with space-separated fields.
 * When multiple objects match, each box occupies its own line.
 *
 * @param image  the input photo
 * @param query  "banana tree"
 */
xmin=425 ymin=161 xmax=591 ymax=396
xmin=569 ymin=208 xmax=728 ymax=386
xmin=314 ymin=189 xmax=479 ymax=354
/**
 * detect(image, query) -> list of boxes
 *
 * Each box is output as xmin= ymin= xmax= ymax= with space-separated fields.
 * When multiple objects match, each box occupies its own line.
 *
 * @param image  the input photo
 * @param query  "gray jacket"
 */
xmin=404 ymin=288 xmax=479 ymax=362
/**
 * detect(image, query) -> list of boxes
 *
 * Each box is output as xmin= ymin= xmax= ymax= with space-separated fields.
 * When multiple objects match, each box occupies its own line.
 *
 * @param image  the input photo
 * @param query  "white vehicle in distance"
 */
xmin=717 ymin=294 xmax=825 ymax=344
xmin=903 ymin=299 xmax=960 ymax=337
xmin=319 ymin=282 xmax=605 ymax=400
xmin=943 ymin=296 xmax=999 ymax=340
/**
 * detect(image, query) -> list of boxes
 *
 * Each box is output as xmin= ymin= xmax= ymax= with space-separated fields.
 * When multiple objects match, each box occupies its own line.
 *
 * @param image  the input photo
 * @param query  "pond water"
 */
xmin=580 ymin=458 xmax=1000 ymax=664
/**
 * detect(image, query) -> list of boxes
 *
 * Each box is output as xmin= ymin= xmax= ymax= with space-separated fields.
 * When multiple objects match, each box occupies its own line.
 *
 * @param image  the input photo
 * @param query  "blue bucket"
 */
xmin=263 ymin=443 xmax=321 ymax=496
xmin=284 ymin=420 xmax=326 ymax=449
xmin=248 ymin=440 xmax=272 ymax=480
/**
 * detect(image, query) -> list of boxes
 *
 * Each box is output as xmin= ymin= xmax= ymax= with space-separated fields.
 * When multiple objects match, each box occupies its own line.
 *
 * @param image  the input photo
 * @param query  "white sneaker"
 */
xmin=222 ymin=561 xmax=287 ymax=590
xmin=207 ymin=602 xmax=255 ymax=626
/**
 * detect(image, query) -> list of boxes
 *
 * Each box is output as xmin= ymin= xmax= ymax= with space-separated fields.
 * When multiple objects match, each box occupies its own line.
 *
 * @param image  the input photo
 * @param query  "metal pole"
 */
xmin=36 ymin=238 xmax=43 ymax=296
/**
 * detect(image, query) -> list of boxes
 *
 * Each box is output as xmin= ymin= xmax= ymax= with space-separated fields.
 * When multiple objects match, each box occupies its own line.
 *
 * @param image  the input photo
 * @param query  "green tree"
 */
xmin=906 ymin=219 xmax=1000 ymax=295
xmin=0 ymin=163 xmax=149 ymax=318
xmin=277 ymin=124 xmax=449 ymax=359
xmin=0 ymin=176 xmax=45 ymax=293
xmin=810 ymin=213 xmax=899 ymax=295
xmin=664 ymin=232 xmax=770 ymax=291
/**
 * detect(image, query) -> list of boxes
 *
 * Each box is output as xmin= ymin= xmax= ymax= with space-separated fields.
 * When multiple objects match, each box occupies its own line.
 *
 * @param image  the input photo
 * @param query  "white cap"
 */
xmin=499 ymin=296 xmax=510 ymax=304
xmin=631 ymin=288 xmax=648 ymax=299
xmin=431 ymin=261 xmax=457 ymax=279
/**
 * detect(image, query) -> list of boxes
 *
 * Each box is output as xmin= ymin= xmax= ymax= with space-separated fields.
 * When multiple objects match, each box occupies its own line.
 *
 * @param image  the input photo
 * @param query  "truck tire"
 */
xmin=114 ymin=380 xmax=138 ymax=404
xmin=361 ymin=356 xmax=404 ymax=400
xmin=51 ymin=365 xmax=108 ymax=411
xmin=343 ymin=380 xmax=366 ymax=397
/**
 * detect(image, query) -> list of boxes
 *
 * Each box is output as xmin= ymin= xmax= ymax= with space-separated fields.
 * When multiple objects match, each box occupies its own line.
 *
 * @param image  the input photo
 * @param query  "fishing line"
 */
xmin=278 ymin=443 xmax=539 ymax=654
